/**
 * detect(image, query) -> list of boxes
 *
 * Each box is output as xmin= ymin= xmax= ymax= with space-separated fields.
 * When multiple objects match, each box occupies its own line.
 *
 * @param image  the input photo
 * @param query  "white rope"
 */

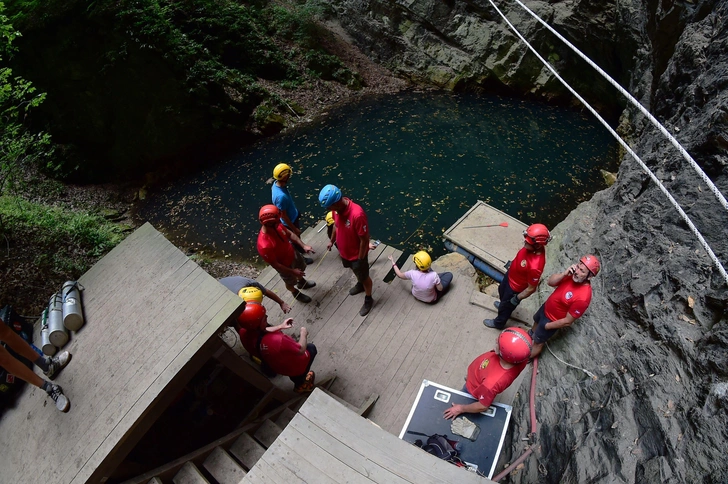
xmin=509 ymin=0 xmax=728 ymax=213
xmin=545 ymin=341 xmax=596 ymax=379
xmin=485 ymin=0 xmax=728 ymax=286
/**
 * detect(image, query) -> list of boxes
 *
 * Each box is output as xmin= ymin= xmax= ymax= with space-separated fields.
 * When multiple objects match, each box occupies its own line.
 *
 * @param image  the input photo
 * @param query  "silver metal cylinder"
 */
xmin=40 ymin=326 xmax=56 ymax=356
xmin=61 ymin=281 xmax=84 ymax=331
xmin=48 ymin=293 xmax=68 ymax=347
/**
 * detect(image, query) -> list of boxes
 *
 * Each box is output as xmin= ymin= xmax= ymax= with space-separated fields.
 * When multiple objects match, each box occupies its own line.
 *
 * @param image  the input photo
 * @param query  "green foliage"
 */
xmin=0 ymin=2 xmax=53 ymax=194
xmin=264 ymin=0 xmax=329 ymax=46
xmin=0 ymin=195 xmax=125 ymax=266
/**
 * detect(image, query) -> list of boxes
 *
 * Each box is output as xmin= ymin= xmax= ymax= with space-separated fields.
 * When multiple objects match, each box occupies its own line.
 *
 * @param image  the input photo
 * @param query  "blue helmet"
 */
xmin=319 ymin=184 xmax=342 ymax=208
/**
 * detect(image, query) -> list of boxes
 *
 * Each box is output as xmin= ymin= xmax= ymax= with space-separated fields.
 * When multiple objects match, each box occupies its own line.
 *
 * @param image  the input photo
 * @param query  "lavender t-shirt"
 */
xmin=404 ymin=270 xmax=441 ymax=303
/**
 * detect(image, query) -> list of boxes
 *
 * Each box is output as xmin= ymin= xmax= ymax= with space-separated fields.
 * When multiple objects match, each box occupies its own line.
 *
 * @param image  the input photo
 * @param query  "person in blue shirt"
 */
xmin=272 ymin=163 xmax=312 ymax=264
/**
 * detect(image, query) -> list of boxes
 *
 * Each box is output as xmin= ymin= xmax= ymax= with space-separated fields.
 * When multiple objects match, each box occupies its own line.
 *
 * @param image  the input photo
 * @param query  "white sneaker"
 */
xmin=44 ymin=351 xmax=72 ymax=380
xmin=46 ymin=383 xmax=70 ymax=412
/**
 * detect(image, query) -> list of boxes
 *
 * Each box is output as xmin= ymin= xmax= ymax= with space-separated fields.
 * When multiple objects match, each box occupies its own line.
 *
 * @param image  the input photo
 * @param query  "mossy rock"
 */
xmin=259 ymin=113 xmax=286 ymax=136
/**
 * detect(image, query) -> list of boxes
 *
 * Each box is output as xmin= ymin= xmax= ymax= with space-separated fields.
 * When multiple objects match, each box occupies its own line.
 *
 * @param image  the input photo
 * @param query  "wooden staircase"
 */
xmin=123 ymin=378 xmax=378 ymax=484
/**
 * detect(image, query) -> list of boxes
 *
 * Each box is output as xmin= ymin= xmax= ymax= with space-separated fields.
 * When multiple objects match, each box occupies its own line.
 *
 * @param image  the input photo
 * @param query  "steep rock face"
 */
xmin=328 ymin=0 xmax=728 ymax=481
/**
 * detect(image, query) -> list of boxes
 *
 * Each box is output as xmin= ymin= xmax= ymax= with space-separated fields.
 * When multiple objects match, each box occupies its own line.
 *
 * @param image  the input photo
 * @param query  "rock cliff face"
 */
xmin=328 ymin=0 xmax=728 ymax=481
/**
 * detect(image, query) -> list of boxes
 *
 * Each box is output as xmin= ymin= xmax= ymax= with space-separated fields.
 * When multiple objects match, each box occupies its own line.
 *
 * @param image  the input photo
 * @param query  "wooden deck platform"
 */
xmin=256 ymin=218 xmax=531 ymax=435
xmin=443 ymin=200 xmax=527 ymax=277
xmin=244 ymin=388 xmax=492 ymax=483
xmin=0 ymin=223 xmax=244 ymax=484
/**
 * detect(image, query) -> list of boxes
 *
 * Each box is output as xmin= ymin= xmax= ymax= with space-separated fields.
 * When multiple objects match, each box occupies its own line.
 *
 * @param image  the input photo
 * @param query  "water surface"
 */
xmin=138 ymin=91 xmax=617 ymax=261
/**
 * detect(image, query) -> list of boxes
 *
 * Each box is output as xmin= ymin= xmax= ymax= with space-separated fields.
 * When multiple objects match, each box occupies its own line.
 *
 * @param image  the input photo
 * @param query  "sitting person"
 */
xmin=388 ymin=251 xmax=453 ymax=303
xmin=443 ymin=327 xmax=532 ymax=419
xmin=237 ymin=303 xmax=317 ymax=393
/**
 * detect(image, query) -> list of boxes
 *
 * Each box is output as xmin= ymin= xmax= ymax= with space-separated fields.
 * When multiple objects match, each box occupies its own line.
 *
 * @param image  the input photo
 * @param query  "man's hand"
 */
xmin=303 ymin=245 xmax=315 ymax=254
xmin=300 ymin=327 xmax=308 ymax=338
xmin=327 ymin=241 xmax=334 ymax=251
xmin=292 ymin=268 xmax=305 ymax=279
xmin=443 ymin=403 xmax=463 ymax=420
xmin=281 ymin=318 xmax=294 ymax=329
xmin=279 ymin=301 xmax=292 ymax=314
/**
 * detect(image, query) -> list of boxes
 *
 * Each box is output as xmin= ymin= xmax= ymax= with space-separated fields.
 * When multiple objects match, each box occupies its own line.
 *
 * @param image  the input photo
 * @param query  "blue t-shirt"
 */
xmin=272 ymin=183 xmax=299 ymax=227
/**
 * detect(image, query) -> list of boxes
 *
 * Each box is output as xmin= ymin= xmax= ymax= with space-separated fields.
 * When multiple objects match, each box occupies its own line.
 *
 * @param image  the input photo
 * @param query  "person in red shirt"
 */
xmin=530 ymin=254 xmax=600 ymax=358
xmin=256 ymin=204 xmax=316 ymax=304
xmin=484 ymin=224 xmax=551 ymax=330
xmin=237 ymin=303 xmax=317 ymax=393
xmin=443 ymin=327 xmax=532 ymax=419
xmin=319 ymin=185 xmax=374 ymax=316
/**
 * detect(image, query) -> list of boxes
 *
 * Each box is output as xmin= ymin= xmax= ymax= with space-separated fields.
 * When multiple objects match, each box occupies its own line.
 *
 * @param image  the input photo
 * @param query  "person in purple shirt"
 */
xmin=389 ymin=251 xmax=453 ymax=303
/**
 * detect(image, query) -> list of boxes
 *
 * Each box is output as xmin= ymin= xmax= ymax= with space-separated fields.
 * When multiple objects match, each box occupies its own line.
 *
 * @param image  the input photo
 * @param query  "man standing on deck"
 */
xmin=271 ymin=163 xmax=313 ymax=264
xmin=218 ymin=276 xmax=292 ymax=314
xmin=0 ymin=317 xmax=72 ymax=412
xmin=257 ymin=204 xmax=316 ymax=304
xmin=319 ymin=184 xmax=374 ymax=317
xmin=443 ymin=328 xmax=532 ymax=419
xmin=530 ymin=254 xmax=599 ymax=358
xmin=483 ymin=224 xmax=551 ymax=330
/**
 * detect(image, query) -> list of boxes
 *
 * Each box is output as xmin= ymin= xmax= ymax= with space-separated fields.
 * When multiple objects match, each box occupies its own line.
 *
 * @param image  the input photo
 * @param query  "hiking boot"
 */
xmin=304 ymin=257 xmax=314 ymax=265
xmin=359 ymin=296 xmax=373 ymax=316
xmin=483 ymin=319 xmax=500 ymax=329
xmin=349 ymin=282 xmax=364 ymax=296
xmin=294 ymin=371 xmax=316 ymax=393
xmin=493 ymin=300 xmax=500 ymax=309
xmin=44 ymin=351 xmax=72 ymax=381
xmin=297 ymin=279 xmax=316 ymax=290
xmin=293 ymin=290 xmax=312 ymax=303
xmin=46 ymin=383 xmax=70 ymax=412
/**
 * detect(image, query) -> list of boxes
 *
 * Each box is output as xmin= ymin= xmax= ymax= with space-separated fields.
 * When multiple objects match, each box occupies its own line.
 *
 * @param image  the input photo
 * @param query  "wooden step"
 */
xmin=202 ymin=447 xmax=246 ymax=484
xmin=172 ymin=462 xmax=210 ymax=484
xmin=274 ymin=407 xmax=297 ymax=428
xmin=253 ymin=419 xmax=282 ymax=448
xmin=229 ymin=433 xmax=266 ymax=471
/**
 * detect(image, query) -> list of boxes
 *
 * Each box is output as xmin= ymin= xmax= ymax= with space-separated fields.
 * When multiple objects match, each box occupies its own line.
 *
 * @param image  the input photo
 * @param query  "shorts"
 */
xmin=280 ymin=251 xmax=307 ymax=286
xmin=341 ymin=256 xmax=370 ymax=283
xmin=532 ymin=304 xmax=558 ymax=344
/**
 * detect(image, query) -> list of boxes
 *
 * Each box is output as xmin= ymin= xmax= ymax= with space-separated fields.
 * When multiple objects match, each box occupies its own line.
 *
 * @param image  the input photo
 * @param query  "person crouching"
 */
xmin=237 ymin=303 xmax=317 ymax=393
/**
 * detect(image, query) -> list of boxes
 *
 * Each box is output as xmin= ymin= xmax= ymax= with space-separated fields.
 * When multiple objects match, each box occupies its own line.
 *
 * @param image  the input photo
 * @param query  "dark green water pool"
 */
xmin=138 ymin=91 xmax=617 ymax=261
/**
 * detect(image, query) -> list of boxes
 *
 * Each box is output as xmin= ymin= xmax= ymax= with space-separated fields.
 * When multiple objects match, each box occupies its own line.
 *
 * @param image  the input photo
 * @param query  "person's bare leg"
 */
xmin=364 ymin=276 xmax=373 ymax=297
xmin=531 ymin=342 xmax=544 ymax=358
xmin=0 ymin=345 xmax=43 ymax=388
xmin=0 ymin=322 xmax=40 ymax=363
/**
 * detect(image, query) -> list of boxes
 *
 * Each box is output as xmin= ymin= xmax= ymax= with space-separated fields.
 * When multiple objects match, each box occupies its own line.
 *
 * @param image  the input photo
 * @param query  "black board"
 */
xmin=398 ymin=380 xmax=512 ymax=479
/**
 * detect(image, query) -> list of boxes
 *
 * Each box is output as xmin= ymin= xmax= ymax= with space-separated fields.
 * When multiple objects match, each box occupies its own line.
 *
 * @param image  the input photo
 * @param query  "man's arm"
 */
xmin=297 ymin=327 xmax=308 ymax=355
xmin=268 ymin=259 xmax=304 ymax=279
xmin=263 ymin=287 xmax=291 ymax=314
xmin=358 ymin=233 xmax=370 ymax=260
xmin=516 ymin=283 xmax=537 ymax=301
xmin=279 ymin=210 xmax=301 ymax=236
xmin=287 ymin=227 xmax=314 ymax=253
xmin=443 ymin=401 xmax=489 ymax=420
xmin=548 ymin=265 xmax=576 ymax=287
xmin=266 ymin=318 xmax=294 ymax=333
xmin=327 ymin=226 xmax=337 ymax=251
xmin=544 ymin=313 xmax=577 ymax=330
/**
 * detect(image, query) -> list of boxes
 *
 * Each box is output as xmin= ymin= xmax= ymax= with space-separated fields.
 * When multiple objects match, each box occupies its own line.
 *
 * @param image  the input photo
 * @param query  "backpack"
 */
xmin=408 ymin=431 xmax=464 ymax=465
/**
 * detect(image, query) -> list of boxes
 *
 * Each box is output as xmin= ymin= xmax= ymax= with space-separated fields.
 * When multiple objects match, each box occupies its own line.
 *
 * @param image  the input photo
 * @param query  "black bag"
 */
xmin=409 ymin=431 xmax=463 ymax=465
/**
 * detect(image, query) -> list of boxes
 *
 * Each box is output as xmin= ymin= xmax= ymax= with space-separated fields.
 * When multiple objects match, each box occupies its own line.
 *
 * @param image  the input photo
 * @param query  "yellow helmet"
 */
xmin=413 ymin=251 xmax=432 ymax=271
xmin=238 ymin=286 xmax=264 ymax=304
xmin=273 ymin=163 xmax=292 ymax=180
xmin=325 ymin=211 xmax=335 ymax=226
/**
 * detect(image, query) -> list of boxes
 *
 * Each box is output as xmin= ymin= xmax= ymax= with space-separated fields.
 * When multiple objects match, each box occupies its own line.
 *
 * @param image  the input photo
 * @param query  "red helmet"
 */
xmin=523 ymin=224 xmax=551 ymax=247
xmin=237 ymin=302 xmax=267 ymax=330
xmin=580 ymin=254 xmax=600 ymax=276
xmin=258 ymin=204 xmax=280 ymax=226
xmin=498 ymin=327 xmax=533 ymax=364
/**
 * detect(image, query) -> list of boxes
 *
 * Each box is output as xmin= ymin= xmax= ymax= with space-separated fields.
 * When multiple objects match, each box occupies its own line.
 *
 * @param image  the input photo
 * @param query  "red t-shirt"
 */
xmin=544 ymin=278 xmax=592 ymax=321
xmin=508 ymin=247 xmax=545 ymax=293
xmin=259 ymin=331 xmax=310 ymax=376
xmin=333 ymin=198 xmax=369 ymax=262
xmin=466 ymin=351 xmax=526 ymax=408
xmin=257 ymin=223 xmax=294 ymax=267
xmin=238 ymin=327 xmax=262 ymax=359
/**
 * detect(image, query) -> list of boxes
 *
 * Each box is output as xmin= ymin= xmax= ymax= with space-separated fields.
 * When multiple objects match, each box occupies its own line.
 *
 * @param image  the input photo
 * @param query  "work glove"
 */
xmin=510 ymin=295 xmax=521 ymax=306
